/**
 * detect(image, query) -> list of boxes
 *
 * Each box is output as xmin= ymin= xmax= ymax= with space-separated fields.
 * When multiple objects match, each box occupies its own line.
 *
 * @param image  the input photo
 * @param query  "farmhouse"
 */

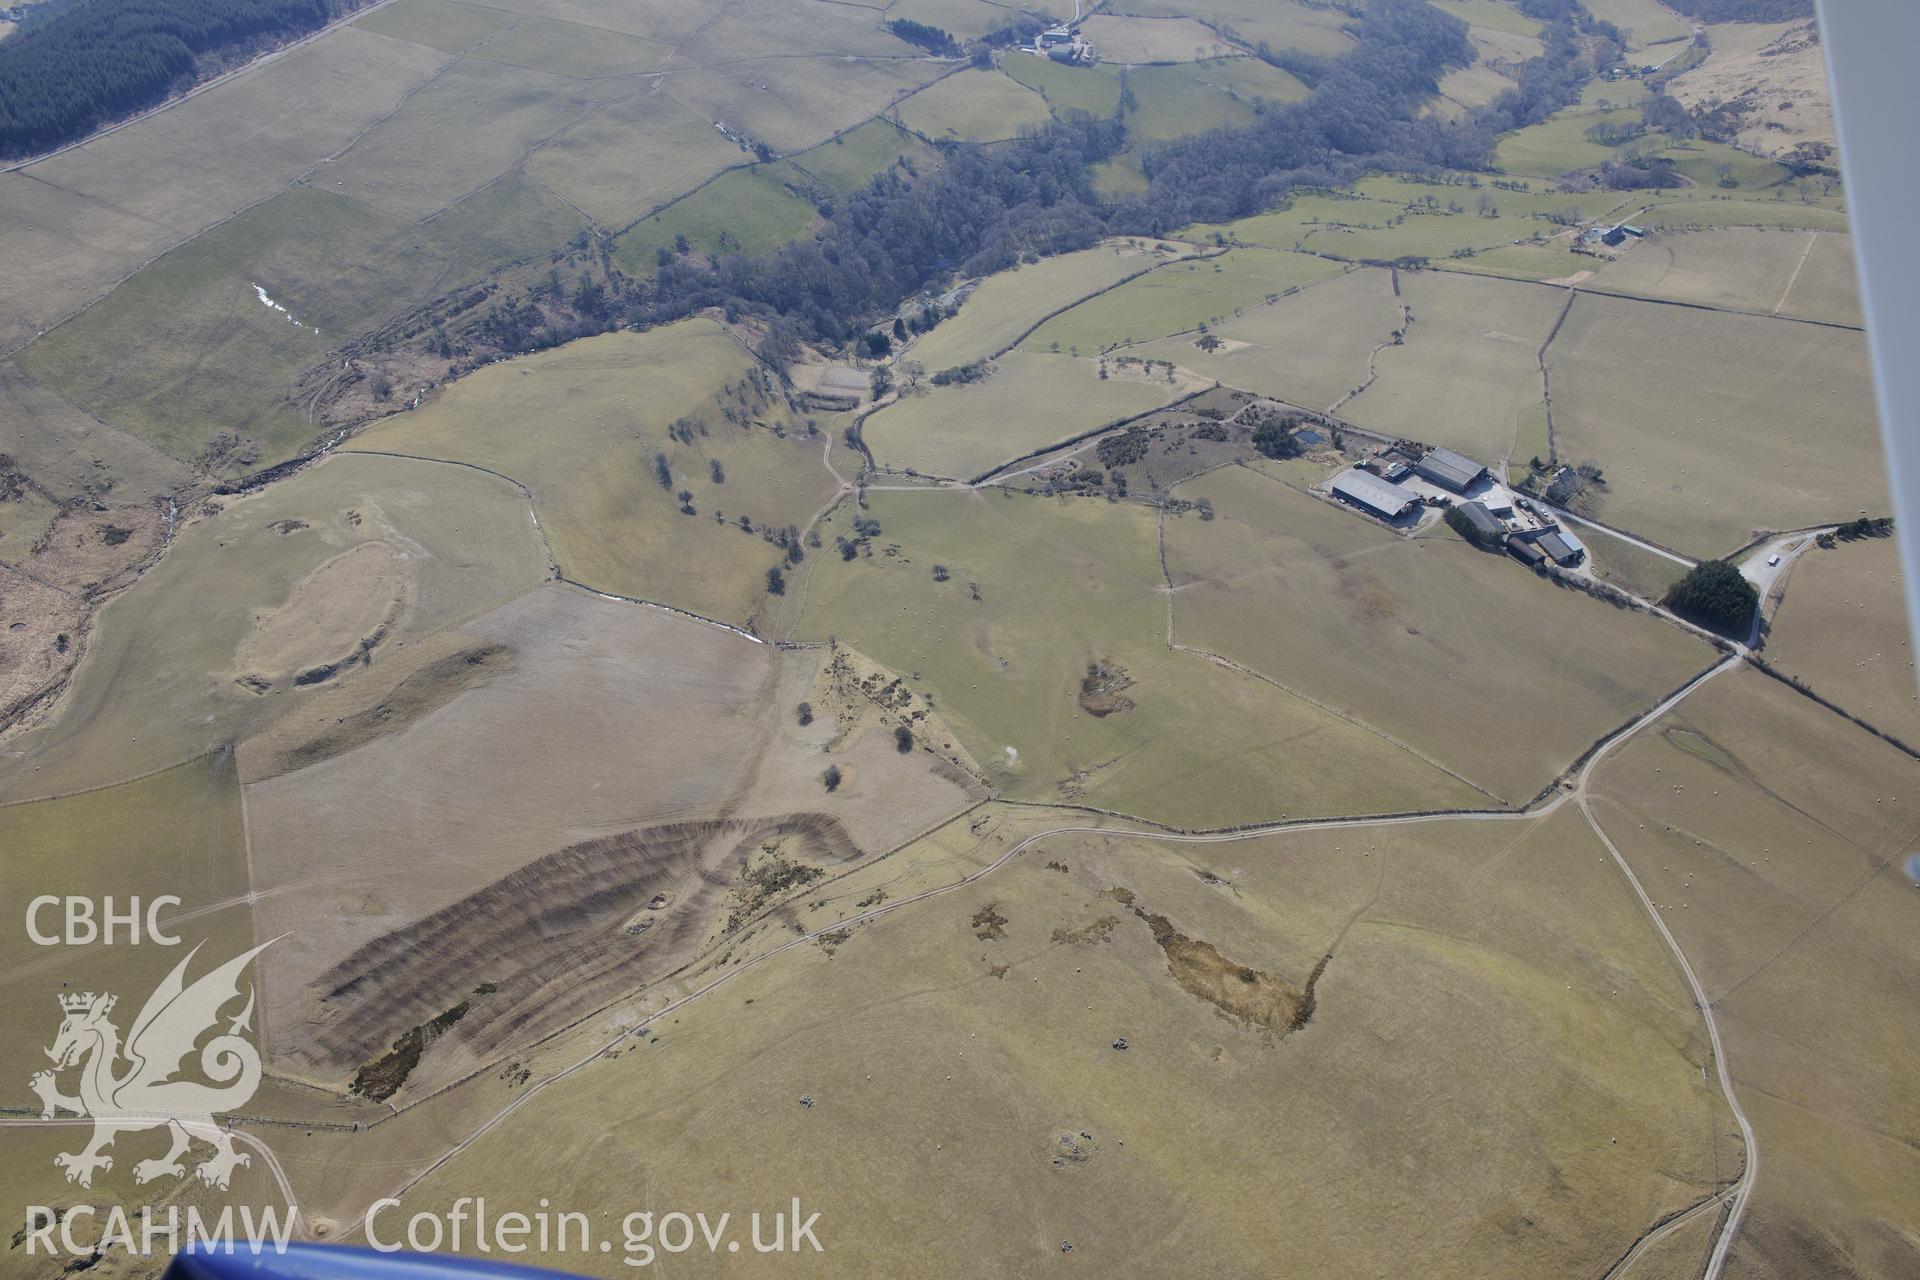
xmin=1415 ymin=447 xmax=1488 ymax=493
xmin=1034 ymin=24 xmax=1095 ymax=63
xmin=1332 ymin=470 xmax=1419 ymax=521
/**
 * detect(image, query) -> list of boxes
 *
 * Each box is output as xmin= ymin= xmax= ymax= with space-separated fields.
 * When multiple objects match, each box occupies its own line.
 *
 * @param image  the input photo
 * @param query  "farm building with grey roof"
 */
xmin=1331 ymin=470 xmax=1419 ymax=521
xmin=1415 ymin=447 xmax=1488 ymax=493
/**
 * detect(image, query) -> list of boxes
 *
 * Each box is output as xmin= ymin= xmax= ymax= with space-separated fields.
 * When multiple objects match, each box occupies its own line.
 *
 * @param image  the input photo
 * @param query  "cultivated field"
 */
xmin=1132 ymin=266 xmax=1399 ymax=411
xmin=1165 ymin=465 xmax=1714 ymax=804
xmin=1765 ymin=536 xmax=1920 ymax=748
xmin=1024 ymin=250 xmax=1347 ymax=354
xmin=909 ymin=240 xmax=1191 ymax=370
xmin=789 ymin=489 xmax=1482 ymax=825
xmin=0 ymin=452 xmax=551 ymax=803
xmin=1341 ymin=270 xmax=1567 ymax=464
xmin=247 ymin=582 xmax=983 ymax=1094
xmin=1585 ymin=228 xmax=1863 ymax=326
xmin=348 ymin=320 xmax=838 ymax=626
xmin=1545 ymin=293 xmax=1884 ymax=556
xmin=357 ymin=800 xmax=1731 ymax=1278
xmin=1588 ymin=668 xmax=1920 ymax=1280
xmin=862 ymin=352 xmax=1190 ymax=480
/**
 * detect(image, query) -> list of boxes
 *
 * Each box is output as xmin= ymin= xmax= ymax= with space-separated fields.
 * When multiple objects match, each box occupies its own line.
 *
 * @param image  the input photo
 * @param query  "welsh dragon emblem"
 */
xmin=30 ymin=941 xmax=273 ymax=1191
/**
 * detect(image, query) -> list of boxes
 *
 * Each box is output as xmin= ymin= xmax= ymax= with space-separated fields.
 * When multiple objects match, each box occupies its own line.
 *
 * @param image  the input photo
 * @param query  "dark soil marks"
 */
xmin=307 ymin=812 xmax=863 ymax=1092
xmin=1105 ymin=885 xmax=1329 ymax=1036
xmin=1077 ymin=659 xmax=1135 ymax=718
xmin=251 ymin=643 xmax=514 ymax=779
xmin=972 ymin=902 xmax=1009 ymax=940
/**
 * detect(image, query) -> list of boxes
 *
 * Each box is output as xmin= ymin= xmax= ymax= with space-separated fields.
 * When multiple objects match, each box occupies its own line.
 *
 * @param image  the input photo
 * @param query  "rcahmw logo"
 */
xmin=31 ymin=939 xmax=275 ymax=1190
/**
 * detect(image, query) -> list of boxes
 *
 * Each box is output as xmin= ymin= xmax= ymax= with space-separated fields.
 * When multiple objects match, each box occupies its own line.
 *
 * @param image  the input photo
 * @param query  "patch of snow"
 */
xmin=251 ymin=282 xmax=317 ymax=334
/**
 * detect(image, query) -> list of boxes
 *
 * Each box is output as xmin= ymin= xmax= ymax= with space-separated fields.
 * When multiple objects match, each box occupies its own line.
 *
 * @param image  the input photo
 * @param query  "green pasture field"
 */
xmin=1585 ymin=228 xmax=1862 ymax=326
xmin=789 ymin=118 xmax=937 ymax=192
xmin=1545 ymin=293 xmax=1884 ymax=557
xmin=0 ymin=26 xmax=448 ymax=351
xmin=1185 ymin=192 xmax=1415 ymax=249
xmin=1354 ymin=173 xmax=1613 ymax=221
xmin=0 ymin=362 xmax=189 ymax=514
xmin=788 ymin=489 xmax=1482 ymax=824
xmin=909 ymin=241 xmax=1189 ymax=370
xmin=1112 ymin=0 xmax=1353 ymax=56
xmin=0 ymin=452 xmax=548 ymax=804
xmin=349 ymin=321 xmax=838 ymax=626
xmin=884 ymin=0 xmax=1038 ymax=39
xmin=862 ymin=352 xmax=1181 ymax=480
xmin=321 ymin=58 xmax=630 ymax=220
xmin=896 ymin=68 xmax=1053 ymax=142
xmin=1778 ymin=229 xmax=1864 ymax=327
xmin=528 ymin=92 xmax=748 ymax=227
xmin=1431 ymin=0 xmax=1543 ymax=39
xmin=1632 ymin=197 xmax=1853 ymax=232
xmin=378 ymin=797 xmax=1728 ymax=1279
xmin=674 ymin=0 xmax=914 ymax=62
xmin=611 ymin=164 xmax=819 ymax=275
xmin=1442 ymin=241 xmax=1594 ymax=283
xmin=1495 ymin=106 xmax=1648 ymax=179
xmin=1343 ymin=270 xmax=1565 ymax=463
xmin=1119 ymin=59 xmax=1303 ymax=142
xmin=441 ymin=0 xmax=722 ymax=42
xmin=471 ymin=14 xmax=668 ymax=76
xmin=1765 ymin=536 xmax=1920 ymax=746
xmin=1080 ymin=14 xmax=1240 ymax=62
xmin=1133 ymin=266 xmax=1399 ymax=411
xmin=669 ymin=55 xmax=940 ymax=153
xmin=354 ymin=0 xmax=520 ymax=52
xmin=1430 ymin=62 xmax=1518 ymax=118
xmin=1584 ymin=0 xmax=1692 ymax=51
xmin=1578 ymin=522 xmax=1690 ymax=603
xmin=1165 ymin=464 xmax=1713 ymax=804
xmin=0 ymin=754 xmax=254 ymax=1103
xmin=1003 ymin=54 xmax=1124 ymax=118
xmin=1024 ymin=250 xmax=1348 ymax=354
xmin=1589 ymin=666 xmax=1920 ymax=1278
xmin=15 ymin=183 xmax=575 ymax=471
